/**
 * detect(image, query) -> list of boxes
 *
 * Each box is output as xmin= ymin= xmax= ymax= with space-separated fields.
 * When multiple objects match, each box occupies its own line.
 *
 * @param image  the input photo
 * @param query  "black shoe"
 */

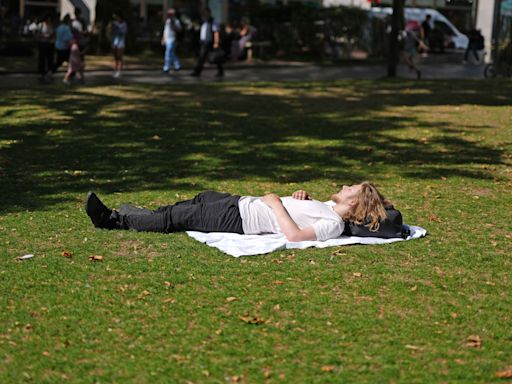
xmin=416 ymin=70 xmax=421 ymax=80
xmin=190 ymin=71 xmax=200 ymax=77
xmin=85 ymin=192 xmax=117 ymax=229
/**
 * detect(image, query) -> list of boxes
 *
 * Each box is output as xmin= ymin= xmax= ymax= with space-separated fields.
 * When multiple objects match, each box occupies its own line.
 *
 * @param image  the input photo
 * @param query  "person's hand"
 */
xmin=292 ymin=190 xmax=311 ymax=200
xmin=261 ymin=193 xmax=282 ymax=209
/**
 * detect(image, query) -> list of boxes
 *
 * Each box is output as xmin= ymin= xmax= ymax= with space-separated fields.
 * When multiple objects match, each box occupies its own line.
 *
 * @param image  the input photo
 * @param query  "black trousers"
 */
xmin=53 ymin=48 xmax=70 ymax=73
xmin=38 ymin=42 xmax=54 ymax=76
xmin=116 ymin=191 xmax=243 ymax=234
xmin=193 ymin=42 xmax=224 ymax=75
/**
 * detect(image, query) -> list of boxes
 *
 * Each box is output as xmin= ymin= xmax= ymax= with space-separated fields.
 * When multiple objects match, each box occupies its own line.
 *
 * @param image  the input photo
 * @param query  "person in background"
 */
xmin=420 ymin=14 xmax=431 ymax=57
xmin=238 ymin=17 xmax=256 ymax=60
xmin=53 ymin=14 xmax=73 ymax=74
xmin=463 ymin=28 xmax=484 ymax=64
xmin=401 ymin=20 xmax=424 ymax=80
xmin=161 ymin=8 xmax=182 ymax=74
xmin=63 ymin=38 xmax=84 ymax=85
xmin=190 ymin=7 xmax=223 ymax=78
xmin=36 ymin=14 xmax=55 ymax=81
xmin=111 ymin=12 xmax=127 ymax=78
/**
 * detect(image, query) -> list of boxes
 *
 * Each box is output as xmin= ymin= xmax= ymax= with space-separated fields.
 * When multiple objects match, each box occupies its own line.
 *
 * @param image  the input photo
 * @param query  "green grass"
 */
xmin=0 ymin=79 xmax=511 ymax=383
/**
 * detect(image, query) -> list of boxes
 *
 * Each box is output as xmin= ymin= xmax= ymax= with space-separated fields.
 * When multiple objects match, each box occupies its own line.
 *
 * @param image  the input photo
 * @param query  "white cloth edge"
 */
xmin=186 ymin=224 xmax=427 ymax=258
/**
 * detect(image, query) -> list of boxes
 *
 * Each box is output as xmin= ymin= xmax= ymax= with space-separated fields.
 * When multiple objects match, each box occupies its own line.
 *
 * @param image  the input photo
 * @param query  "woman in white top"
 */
xmin=85 ymin=182 xmax=391 ymax=243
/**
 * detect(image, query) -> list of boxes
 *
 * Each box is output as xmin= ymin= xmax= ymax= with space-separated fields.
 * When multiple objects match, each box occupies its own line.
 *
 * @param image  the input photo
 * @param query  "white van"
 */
xmin=370 ymin=7 xmax=469 ymax=50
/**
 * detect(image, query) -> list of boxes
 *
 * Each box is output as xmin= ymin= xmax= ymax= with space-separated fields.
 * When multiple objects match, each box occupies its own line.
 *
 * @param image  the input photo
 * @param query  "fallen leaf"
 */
xmin=495 ymin=369 xmax=512 ymax=379
xmin=273 ymin=280 xmax=285 ymax=285
xmin=164 ymin=281 xmax=172 ymax=287
xmin=239 ymin=315 xmax=265 ymax=325
xmin=61 ymin=251 xmax=72 ymax=258
xmin=151 ymin=135 xmax=161 ymax=141
xmin=428 ymin=214 xmax=441 ymax=222
xmin=138 ymin=290 xmax=150 ymax=299
xmin=321 ymin=365 xmax=336 ymax=372
xmin=262 ymin=367 xmax=271 ymax=379
xmin=226 ymin=297 xmax=238 ymax=302
xmin=42 ymin=351 xmax=50 ymax=357
xmin=273 ymin=304 xmax=281 ymax=311
xmin=405 ymin=344 xmax=422 ymax=350
xmin=89 ymin=255 xmax=103 ymax=261
xmin=353 ymin=272 xmax=362 ymax=278
xmin=466 ymin=335 xmax=482 ymax=348
xmin=451 ymin=312 xmax=458 ymax=319
xmin=410 ymin=285 xmax=417 ymax=291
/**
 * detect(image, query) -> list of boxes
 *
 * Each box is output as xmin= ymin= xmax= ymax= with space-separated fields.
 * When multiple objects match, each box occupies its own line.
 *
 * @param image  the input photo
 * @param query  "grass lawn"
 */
xmin=0 ymin=79 xmax=511 ymax=383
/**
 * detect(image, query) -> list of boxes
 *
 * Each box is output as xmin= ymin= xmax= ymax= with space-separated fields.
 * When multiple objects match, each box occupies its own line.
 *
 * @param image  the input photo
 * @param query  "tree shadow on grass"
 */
xmin=0 ymin=79 xmax=509 ymax=213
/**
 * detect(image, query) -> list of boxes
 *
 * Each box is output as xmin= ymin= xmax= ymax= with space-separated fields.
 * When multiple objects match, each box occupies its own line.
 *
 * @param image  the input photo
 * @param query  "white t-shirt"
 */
xmin=238 ymin=197 xmax=344 ymax=241
xmin=163 ymin=18 xmax=181 ymax=42
xmin=200 ymin=20 xmax=219 ymax=42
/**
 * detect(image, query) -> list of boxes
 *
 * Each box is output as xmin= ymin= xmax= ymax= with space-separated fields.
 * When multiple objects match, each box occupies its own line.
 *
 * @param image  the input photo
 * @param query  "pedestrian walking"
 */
xmin=401 ymin=20 xmax=425 ymax=80
xmin=463 ymin=28 xmax=484 ymax=64
xmin=161 ymin=8 xmax=182 ymax=74
xmin=36 ymin=15 xmax=55 ymax=81
xmin=420 ymin=14 xmax=431 ymax=57
xmin=111 ymin=13 xmax=127 ymax=78
xmin=190 ymin=7 xmax=224 ymax=78
xmin=63 ymin=38 xmax=84 ymax=85
xmin=53 ymin=14 xmax=73 ymax=73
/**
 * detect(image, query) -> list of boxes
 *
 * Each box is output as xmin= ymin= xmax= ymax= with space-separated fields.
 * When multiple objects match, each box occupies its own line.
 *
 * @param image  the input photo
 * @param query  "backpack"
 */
xmin=342 ymin=206 xmax=409 ymax=239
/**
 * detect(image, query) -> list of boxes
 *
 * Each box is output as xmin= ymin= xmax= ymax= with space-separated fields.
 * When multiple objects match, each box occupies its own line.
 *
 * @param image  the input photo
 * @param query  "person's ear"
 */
xmin=348 ymin=198 xmax=357 ymax=207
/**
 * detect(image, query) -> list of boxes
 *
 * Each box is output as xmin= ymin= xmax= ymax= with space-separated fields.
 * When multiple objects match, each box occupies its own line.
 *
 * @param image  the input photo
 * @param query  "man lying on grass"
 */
xmin=85 ymin=182 xmax=392 ymax=242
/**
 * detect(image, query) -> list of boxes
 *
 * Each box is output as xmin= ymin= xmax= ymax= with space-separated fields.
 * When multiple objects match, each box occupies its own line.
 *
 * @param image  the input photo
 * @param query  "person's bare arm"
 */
xmin=261 ymin=193 xmax=316 ymax=242
xmin=292 ymin=190 xmax=312 ymax=200
xmin=213 ymin=30 xmax=219 ymax=48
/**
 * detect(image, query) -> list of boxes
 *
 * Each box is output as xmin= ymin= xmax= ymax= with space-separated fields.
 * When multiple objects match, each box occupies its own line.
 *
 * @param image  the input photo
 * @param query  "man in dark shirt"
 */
xmin=421 ymin=15 xmax=432 ymax=48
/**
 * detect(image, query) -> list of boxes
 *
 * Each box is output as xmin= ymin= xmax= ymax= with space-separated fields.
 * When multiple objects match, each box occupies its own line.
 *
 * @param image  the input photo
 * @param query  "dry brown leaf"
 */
xmin=410 ymin=285 xmax=418 ymax=291
xmin=428 ymin=214 xmax=441 ymax=222
xmin=164 ymin=281 xmax=173 ymax=287
xmin=466 ymin=335 xmax=482 ymax=348
xmin=405 ymin=344 xmax=422 ymax=350
xmin=273 ymin=280 xmax=285 ymax=285
xmin=273 ymin=304 xmax=281 ymax=311
xmin=262 ymin=367 xmax=271 ymax=379
xmin=138 ymin=290 xmax=150 ymax=299
xmin=239 ymin=315 xmax=265 ymax=325
xmin=61 ymin=251 xmax=72 ymax=258
xmin=353 ymin=272 xmax=363 ymax=278
xmin=42 ymin=351 xmax=50 ymax=357
xmin=89 ymin=255 xmax=103 ymax=261
xmin=451 ymin=312 xmax=458 ymax=319
xmin=495 ymin=369 xmax=512 ymax=379
xmin=226 ymin=297 xmax=238 ymax=302
xmin=162 ymin=297 xmax=176 ymax=304
xmin=321 ymin=365 xmax=336 ymax=372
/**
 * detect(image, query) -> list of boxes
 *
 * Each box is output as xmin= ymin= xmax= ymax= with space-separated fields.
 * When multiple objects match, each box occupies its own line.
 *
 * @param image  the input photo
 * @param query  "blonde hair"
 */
xmin=343 ymin=182 xmax=391 ymax=231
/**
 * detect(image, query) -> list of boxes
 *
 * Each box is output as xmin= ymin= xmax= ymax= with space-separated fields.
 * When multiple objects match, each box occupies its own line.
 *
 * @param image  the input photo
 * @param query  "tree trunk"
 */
xmin=387 ymin=0 xmax=405 ymax=77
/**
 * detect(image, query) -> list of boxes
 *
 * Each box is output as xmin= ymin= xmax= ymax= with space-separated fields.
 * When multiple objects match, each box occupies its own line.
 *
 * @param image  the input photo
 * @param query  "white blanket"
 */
xmin=186 ymin=224 xmax=427 ymax=257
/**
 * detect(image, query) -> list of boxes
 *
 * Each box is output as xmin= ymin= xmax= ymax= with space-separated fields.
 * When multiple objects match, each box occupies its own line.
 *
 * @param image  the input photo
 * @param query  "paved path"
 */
xmin=0 ymin=61 xmax=486 ymax=88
